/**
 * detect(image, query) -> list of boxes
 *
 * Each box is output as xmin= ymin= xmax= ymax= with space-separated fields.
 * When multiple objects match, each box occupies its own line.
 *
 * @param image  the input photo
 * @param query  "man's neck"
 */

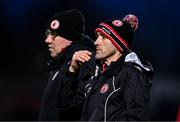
xmin=104 ymin=52 xmax=122 ymax=65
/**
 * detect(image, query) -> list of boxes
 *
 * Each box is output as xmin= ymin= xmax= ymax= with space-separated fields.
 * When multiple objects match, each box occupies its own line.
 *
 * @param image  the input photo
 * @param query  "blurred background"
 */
xmin=1 ymin=0 xmax=180 ymax=120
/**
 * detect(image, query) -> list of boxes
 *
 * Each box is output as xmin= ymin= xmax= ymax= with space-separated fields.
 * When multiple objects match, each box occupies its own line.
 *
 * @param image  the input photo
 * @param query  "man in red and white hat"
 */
xmin=68 ymin=14 xmax=154 ymax=121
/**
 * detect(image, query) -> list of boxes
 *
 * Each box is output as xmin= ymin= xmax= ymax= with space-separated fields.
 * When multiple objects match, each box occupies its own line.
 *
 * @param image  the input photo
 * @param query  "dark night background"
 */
xmin=1 ymin=0 xmax=180 ymax=120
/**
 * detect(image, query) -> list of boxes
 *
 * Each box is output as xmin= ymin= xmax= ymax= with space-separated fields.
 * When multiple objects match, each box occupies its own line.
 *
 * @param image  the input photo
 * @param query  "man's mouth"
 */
xmin=48 ymin=47 xmax=54 ymax=51
xmin=96 ymin=48 xmax=102 ymax=53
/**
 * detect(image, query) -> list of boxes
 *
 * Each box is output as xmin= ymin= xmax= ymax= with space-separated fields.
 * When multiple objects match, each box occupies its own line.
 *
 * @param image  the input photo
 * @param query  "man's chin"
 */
xmin=95 ymin=54 xmax=104 ymax=60
xmin=50 ymin=53 xmax=57 ymax=58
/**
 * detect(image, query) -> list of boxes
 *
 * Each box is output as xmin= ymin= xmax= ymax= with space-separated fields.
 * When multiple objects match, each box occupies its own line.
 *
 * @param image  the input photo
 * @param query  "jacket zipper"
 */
xmin=104 ymin=76 xmax=120 ymax=122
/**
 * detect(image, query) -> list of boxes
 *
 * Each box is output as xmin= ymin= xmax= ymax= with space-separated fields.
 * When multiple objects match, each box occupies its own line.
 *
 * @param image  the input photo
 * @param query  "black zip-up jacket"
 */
xmin=38 ymin=35 xmax=96 ymax=121
xmin=66 ymin=52 xmax=153 ymax=121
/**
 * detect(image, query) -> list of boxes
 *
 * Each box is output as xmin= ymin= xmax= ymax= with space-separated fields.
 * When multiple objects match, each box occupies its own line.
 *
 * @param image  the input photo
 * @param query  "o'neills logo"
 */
xmin=50 ymin=19 xmax=60 ymax=29
xmin=100 ymin=84 xmax=109 ymax=93
xmin=102 ymin=27 xmax=111 ymax=35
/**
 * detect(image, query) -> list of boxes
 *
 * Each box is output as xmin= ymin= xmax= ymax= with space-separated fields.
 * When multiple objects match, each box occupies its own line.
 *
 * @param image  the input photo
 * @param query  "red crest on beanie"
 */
xmin=50 ymin=20 xmax=60 ymax=29
xmin=112 ymin=20 xmax=123 ymax=27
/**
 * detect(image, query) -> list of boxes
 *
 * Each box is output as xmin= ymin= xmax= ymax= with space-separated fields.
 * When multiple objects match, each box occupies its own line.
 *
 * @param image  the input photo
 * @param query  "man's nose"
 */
xmin=45 ymin=35 xmax=53 ymax=43
xmin=94 ymin=37 xmax=101 ymax=45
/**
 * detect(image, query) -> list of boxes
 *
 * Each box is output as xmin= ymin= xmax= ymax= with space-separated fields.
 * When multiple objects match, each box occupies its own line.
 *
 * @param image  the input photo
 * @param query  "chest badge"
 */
xmin=100 ymin=84 xmax=109 ymax=93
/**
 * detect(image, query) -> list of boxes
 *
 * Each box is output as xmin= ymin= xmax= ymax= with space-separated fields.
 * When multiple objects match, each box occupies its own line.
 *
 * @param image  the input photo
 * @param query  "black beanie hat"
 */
xmin=95 ymin=14 xmax=138 ymax=52
xmin=46 ymin=9 xmax=85 ymax=41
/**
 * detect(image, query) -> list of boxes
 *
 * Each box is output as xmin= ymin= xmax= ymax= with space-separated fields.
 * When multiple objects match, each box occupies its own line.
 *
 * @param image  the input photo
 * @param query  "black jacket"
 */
xmin=69 ymin=51 xmax=153 ymax=121
xmin=38 ymin=35 xmax=96 ymax=121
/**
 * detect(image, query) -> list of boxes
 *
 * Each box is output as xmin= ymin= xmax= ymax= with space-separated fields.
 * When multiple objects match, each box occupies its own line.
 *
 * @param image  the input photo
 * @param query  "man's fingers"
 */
xmin=73 ymin=50 xmax=92 ymax=61
xmin=69 ymin=50 xmax=92 ymax=73
xmin=79 ymin=50 xmax=92 ymax=55
xmin=76 ymin=54 xmax=90 ymax=63
xmin=78 ymin=53 xmax=91 ymax=61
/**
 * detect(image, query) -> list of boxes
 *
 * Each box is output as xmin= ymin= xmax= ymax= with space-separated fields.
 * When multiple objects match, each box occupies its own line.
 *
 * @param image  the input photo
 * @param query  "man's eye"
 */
xmin=96 ymin=32 xmax=106 ymax=39
xmin=52 ymin=33 xmax=57 ymax=38
xmin=99 ymin=34 xmax=106 ymax=39
xmin=101 ymin=35 xmax=106 ymax=39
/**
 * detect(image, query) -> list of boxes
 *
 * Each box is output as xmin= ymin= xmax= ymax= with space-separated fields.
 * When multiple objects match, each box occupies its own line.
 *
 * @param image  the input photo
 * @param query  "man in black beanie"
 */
xmin=39 ymin=9 xmax=96 ymax=120
xmin=67 ymin=14 xmax=154 ymax=121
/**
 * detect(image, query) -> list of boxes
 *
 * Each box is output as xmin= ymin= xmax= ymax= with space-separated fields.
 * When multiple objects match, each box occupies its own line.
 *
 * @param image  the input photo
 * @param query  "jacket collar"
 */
xmin=47 ymin=45 xmax=74 ymax=70
xmin=48 ymin=35 xmax=95 ymax=70
xmin=97 ymin=51 xmax=129 ymax=77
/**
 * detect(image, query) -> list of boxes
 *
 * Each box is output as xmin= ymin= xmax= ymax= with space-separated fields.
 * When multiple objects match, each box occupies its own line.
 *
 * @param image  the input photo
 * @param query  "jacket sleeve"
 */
xmin=122 ymin=66 xmax=151 ymax=120
xmin=58 ymin=60 xmax=93 ymax=110
xmin=57 ymin=51 xmax=96 ymax=118
xmin=73 ymin=51 xmax=96 ymax=106
xmin=78 ymin=50 xmax=96 ymax=81
xmin=57 ymin=65 xmax=79 ymax=109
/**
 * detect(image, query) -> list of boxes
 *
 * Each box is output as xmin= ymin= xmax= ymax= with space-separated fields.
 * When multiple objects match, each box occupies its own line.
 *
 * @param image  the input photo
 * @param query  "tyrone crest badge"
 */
xmin=112 ymin=20 xmax=123 ymax=27
xmin=50 ymin=19 xmax=60 ymax=29
xmin=100 ymin=84 xmax=109 ymax=93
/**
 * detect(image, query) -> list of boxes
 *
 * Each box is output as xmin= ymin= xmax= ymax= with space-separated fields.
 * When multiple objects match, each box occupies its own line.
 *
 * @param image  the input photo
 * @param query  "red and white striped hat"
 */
xmin=95 ymin=14 xmax=138 ymax=52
